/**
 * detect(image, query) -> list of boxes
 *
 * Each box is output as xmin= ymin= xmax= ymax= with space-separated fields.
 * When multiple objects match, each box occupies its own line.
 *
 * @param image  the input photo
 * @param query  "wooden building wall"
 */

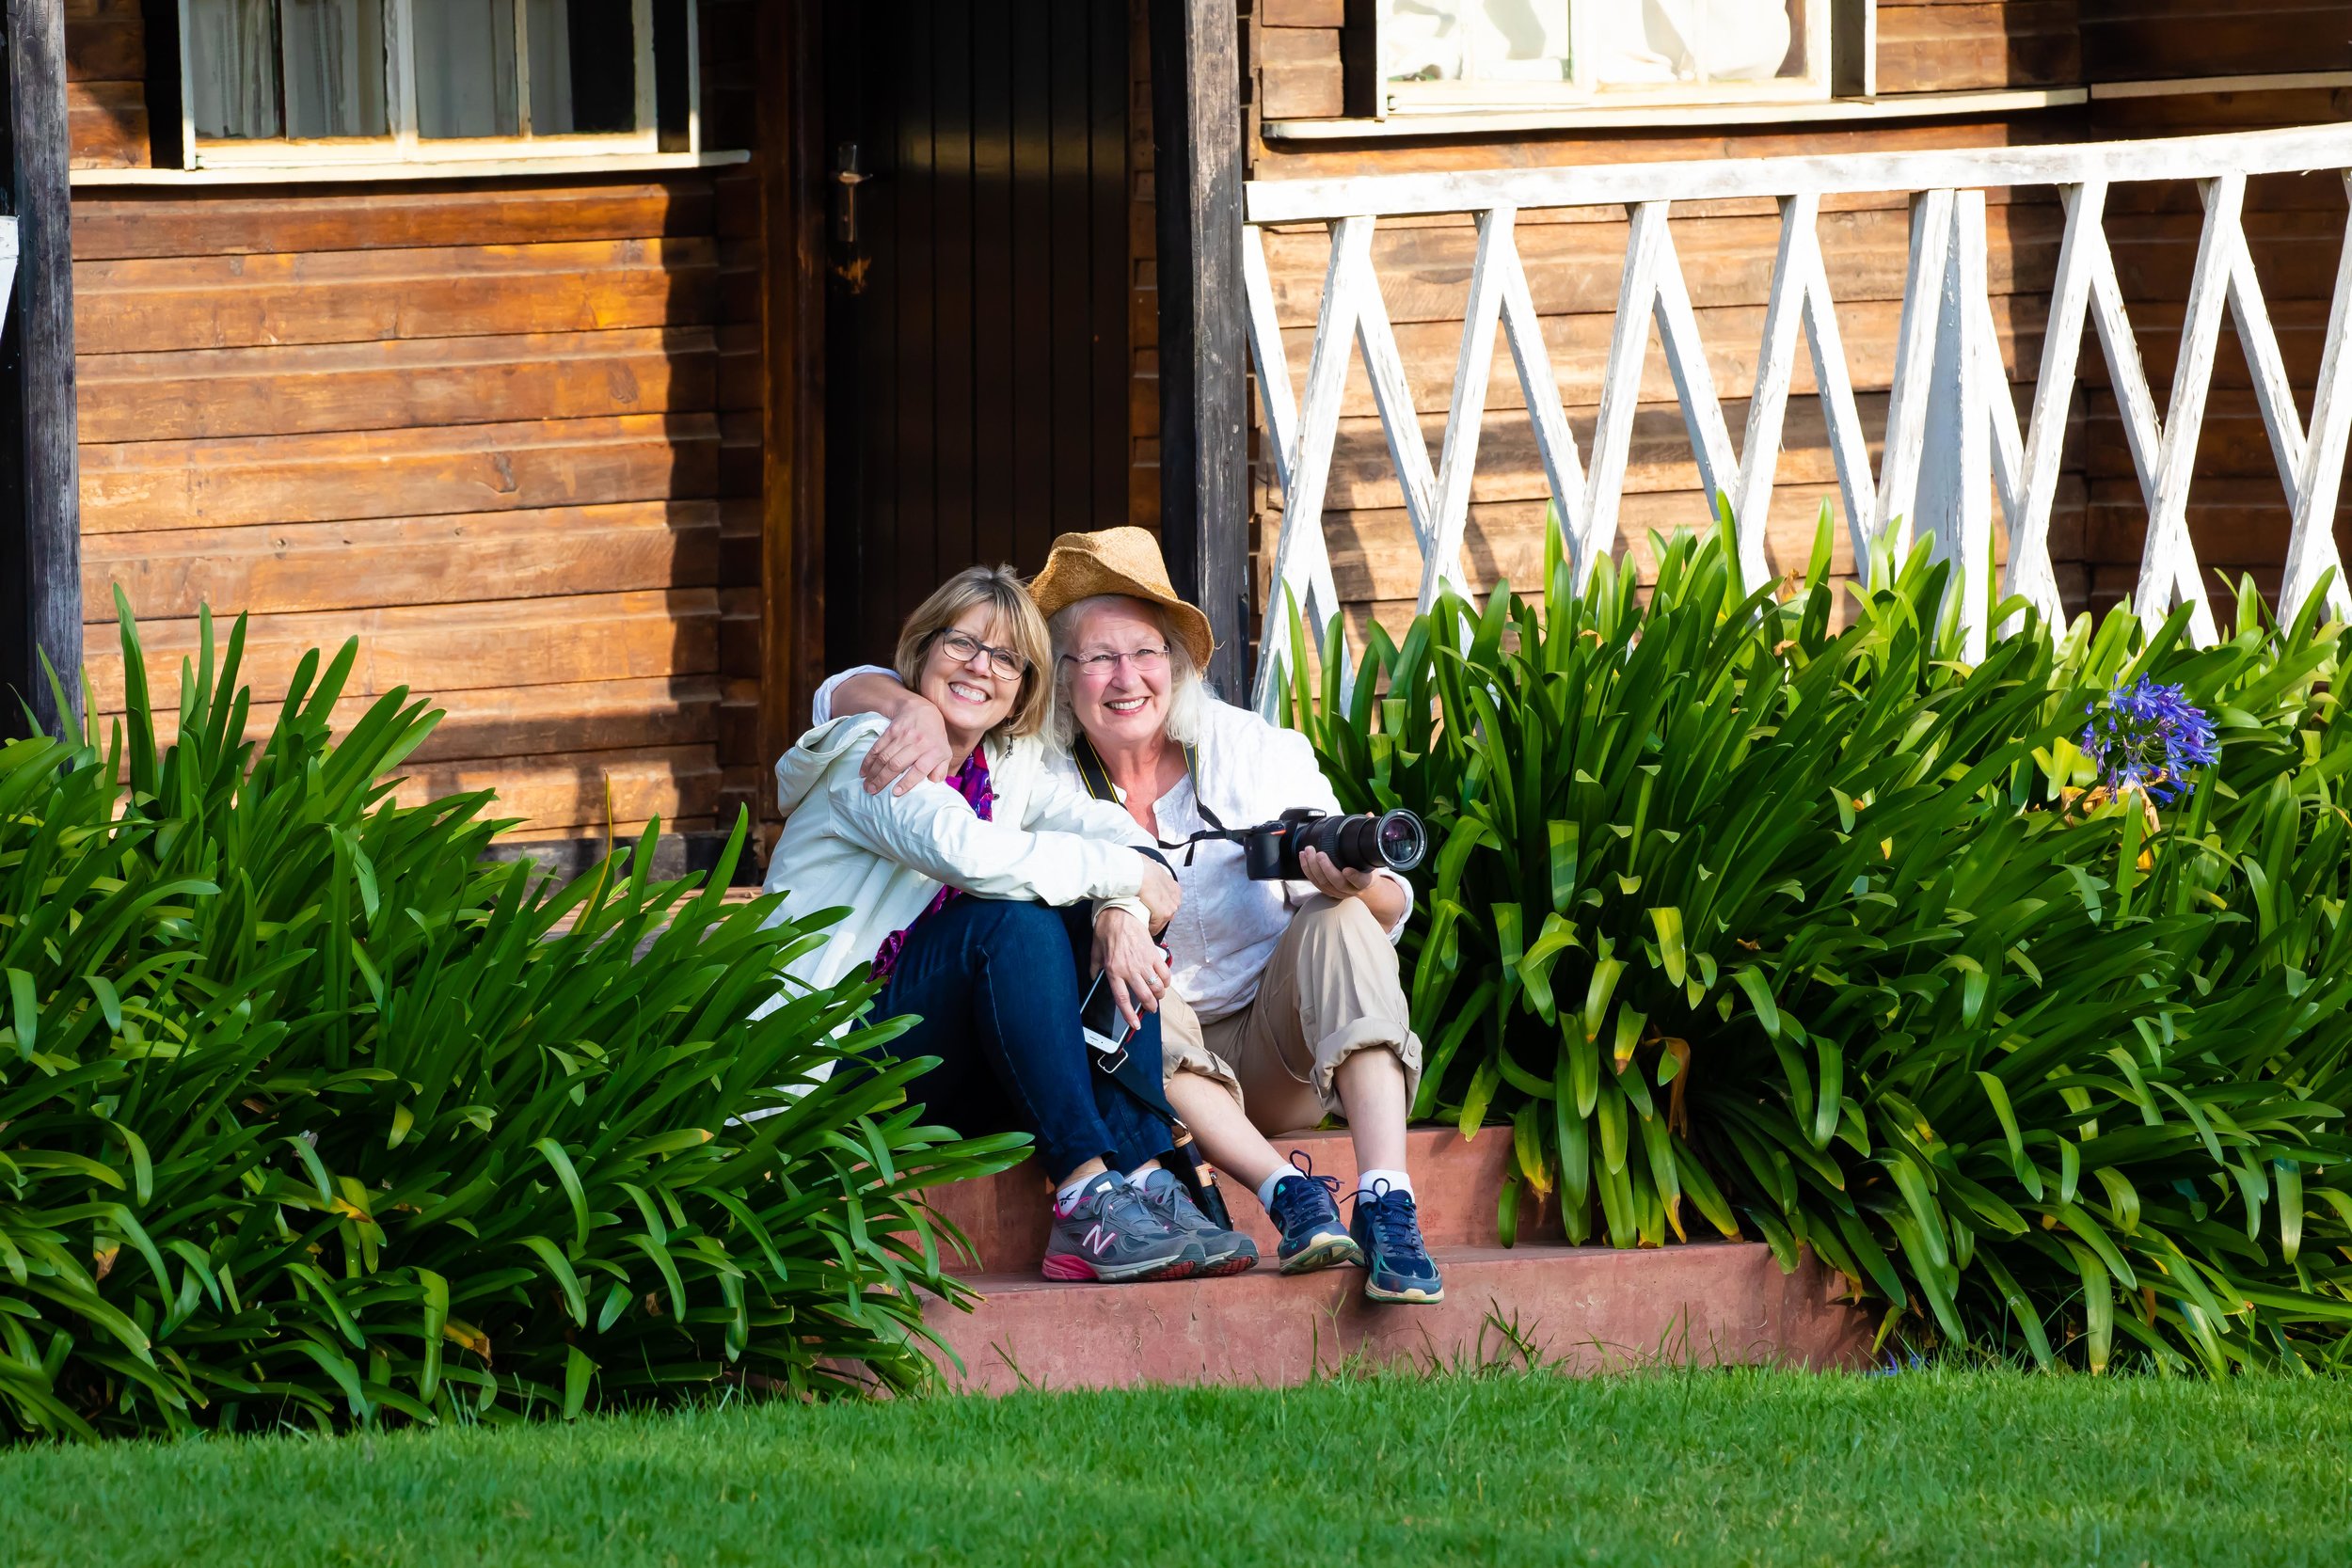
xmin=1239 ymin=3 xmax=2352 ymax=643
xmin=52 ymin=2 xmax=2352 ymax=850
xmin=66 ymin=0 xmax=771 ymax=847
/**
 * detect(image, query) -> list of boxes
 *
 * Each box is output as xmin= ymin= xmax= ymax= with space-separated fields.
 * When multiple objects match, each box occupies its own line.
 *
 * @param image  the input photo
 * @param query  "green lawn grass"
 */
xmin=5 ymin=1367 xmax=2346 ymax=1567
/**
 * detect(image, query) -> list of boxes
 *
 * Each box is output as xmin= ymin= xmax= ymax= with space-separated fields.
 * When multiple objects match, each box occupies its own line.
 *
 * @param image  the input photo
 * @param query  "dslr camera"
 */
xmin=1215 ymin=806 xmax=1428 ymax=882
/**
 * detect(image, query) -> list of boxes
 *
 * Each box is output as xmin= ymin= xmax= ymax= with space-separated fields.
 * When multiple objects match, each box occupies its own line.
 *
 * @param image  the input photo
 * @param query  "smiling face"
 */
xmin=917 ymin=604 xmax=1024 ymax=752
xmin=1063 ymin=597 xmax=1172 ymax=752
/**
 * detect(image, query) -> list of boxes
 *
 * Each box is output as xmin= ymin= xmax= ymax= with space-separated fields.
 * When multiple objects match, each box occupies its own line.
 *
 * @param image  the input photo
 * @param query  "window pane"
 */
xmin=283 ymin=0 xmax=388 ymax=136
xmin=1472 ymin=0 xmax=1571 ymax=82
xmin=1386 ymin=0 xmax=1570 ymax=84
xmin=188 ymin=0 xmax=281 ymax=138
xmin=414 ymin=0 xmax=520 ymax=137
xmin=1592 ymin=0 xmax=1801 ymax=86
xmin=1386 ymin=0 xmax=1464 ymax=82
xmin=527 ymin=0 xmax=640 ymax=135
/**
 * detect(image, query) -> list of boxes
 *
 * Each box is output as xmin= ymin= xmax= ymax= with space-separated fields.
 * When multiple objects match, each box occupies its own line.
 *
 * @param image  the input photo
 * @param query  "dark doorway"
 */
xmin=821 ymin=0 xmax=1133 ymax=670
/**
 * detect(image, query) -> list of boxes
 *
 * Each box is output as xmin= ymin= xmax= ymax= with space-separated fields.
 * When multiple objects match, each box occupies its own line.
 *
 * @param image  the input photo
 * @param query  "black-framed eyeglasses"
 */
xmin=933 ymin=628 xmax=1028 ymax=679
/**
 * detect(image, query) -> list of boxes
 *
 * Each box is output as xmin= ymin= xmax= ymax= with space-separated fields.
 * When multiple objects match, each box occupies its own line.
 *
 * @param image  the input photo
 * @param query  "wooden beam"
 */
xmin=1 ymin=0 xmax=79 ymax=738
xmin=1245 ymin=122 xmax=2352 ymax=224
xmin=756 ymin=0 xmax=826 ymax=823
xmin=1150 ymin=0 xmax=1248 ymax=699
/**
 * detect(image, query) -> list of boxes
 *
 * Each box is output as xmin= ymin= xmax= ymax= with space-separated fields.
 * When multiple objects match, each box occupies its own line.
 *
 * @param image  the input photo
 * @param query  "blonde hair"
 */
xmin=894 ymin=565 xmax=1055 ymax=740
xmin=1045 ymin=594 xmax=1207 ymax=753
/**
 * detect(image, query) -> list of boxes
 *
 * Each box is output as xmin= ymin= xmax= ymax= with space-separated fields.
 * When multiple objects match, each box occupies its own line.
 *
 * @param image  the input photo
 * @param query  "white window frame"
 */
xmin=175 ymin=0 xmax=698 ymax=169
xmin=1380 ymin=0 xmax=1841 ymax=117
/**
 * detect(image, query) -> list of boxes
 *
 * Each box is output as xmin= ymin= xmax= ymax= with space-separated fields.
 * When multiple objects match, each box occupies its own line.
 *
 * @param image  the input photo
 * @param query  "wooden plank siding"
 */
xmin=1877 ymin=2 xmax=2081 ymax=94
xmin=2081 ymin=1 xmax=2352 ymax=81
xmin=65 ymin=0 xmax=149 ymax=171
xmin=1244 ymin=3 xmax=2352 ymax=648
xmin=68 ymin=3 xmax=768 ymax=843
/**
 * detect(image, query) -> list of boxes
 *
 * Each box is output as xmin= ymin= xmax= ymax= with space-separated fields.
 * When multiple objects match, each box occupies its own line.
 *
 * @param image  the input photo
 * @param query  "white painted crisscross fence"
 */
xmin=1241 ymin=124 xmax=2352 ymax=714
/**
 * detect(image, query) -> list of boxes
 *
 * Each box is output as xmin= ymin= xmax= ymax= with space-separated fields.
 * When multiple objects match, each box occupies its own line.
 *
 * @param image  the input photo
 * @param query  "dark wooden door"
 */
xmin=822 ymin=0 xmax=1132 ymax=670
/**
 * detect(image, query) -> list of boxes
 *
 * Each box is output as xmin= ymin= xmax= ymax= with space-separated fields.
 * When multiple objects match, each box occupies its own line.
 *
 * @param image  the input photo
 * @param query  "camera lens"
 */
xmin=1250 ymin=808 xmax=1431 ymax=881
xmin=1374 ymin=809 xmax=1426 ymax=872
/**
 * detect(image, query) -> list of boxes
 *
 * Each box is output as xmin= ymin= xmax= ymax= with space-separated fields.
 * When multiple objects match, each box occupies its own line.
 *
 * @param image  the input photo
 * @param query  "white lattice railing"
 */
xmin=1242 ymin=123 xmax=2352 ymax=714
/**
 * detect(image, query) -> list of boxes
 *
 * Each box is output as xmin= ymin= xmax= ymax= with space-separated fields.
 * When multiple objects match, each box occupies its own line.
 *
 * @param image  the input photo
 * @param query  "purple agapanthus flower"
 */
xmin=2079 ymin=677 xmax=2218 ymax=804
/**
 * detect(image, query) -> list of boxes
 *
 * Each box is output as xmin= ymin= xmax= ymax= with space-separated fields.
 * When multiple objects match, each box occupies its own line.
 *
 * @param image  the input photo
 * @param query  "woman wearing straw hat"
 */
xmin=816 ymin=530 xmax=1442 ymax=1306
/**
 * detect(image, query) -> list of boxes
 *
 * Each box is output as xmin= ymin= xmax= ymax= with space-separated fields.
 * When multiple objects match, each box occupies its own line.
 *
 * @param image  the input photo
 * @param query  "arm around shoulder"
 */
xmin=823 ymin=747 xmax=1150 ymax=908
xmin=816 ymin=665 xmax=908 ymax=725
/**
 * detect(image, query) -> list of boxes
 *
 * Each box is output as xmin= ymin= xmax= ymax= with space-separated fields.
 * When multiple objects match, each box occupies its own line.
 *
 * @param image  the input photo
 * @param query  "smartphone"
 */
xmin=1079 ymin=972 xmax=1137 ymax=1056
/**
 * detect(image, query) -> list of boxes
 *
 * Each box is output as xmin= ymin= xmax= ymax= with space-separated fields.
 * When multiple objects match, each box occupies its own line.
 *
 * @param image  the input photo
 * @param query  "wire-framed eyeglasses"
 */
xmin=1061 ymin=644 xmax=1171 ymax=677
xmin=932 ymin=629 xmax=1028 ymax=679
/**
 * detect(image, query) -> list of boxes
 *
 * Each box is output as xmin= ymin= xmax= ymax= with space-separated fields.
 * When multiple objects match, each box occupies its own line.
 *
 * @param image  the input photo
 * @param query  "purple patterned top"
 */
xmin=869 ymin=746 xmax=994 ymax=982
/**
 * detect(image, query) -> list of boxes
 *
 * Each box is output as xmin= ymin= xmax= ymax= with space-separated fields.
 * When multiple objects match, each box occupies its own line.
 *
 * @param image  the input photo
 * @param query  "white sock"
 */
xmin=1356 ymin=1168 xmax=1413 ymax=1203
xmin=1256 ymin=1169 xmax=1292 ymax=1210
xmin=1127 ymin=1164 xmax=1161 ymax=1188
xmin=1055 ymin=1172 xmax=1103 ymax=1212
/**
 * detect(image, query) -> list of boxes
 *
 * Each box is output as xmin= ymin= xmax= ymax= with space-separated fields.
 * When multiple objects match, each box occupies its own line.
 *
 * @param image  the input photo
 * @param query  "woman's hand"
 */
xmin=1136 ymin=857 xmax=1184 ymax=934
xmin=859 ymin=698 xmax=954 ymax=796
xmin=1296 ymin=846 xmax=1374 ymax=901
xmin=1092 ymin=906 xmax=1171 ymax=1029
xmin=1299 ymin=847 xmax=1408 ymax=928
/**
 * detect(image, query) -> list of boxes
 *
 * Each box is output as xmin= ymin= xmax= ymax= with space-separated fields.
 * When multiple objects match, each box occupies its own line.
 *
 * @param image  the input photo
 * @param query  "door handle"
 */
xmin=834 ymin=141 xmax=869 ymax=246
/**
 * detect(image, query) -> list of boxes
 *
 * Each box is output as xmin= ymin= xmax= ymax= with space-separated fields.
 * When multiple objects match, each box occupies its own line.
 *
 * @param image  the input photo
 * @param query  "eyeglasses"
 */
xmin=933 ymin=629 xmax=1028 ymax=680
xmin=1062 ymin=644 xmax=1171 ymax=677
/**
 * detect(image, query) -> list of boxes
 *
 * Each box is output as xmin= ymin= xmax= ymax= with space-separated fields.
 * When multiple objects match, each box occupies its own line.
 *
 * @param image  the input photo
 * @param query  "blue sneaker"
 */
xmin=1264 ymin=1157 xmax=1364 ymax=1275
xmin=1350 ymin=1182 xmax=1443 ymax=1304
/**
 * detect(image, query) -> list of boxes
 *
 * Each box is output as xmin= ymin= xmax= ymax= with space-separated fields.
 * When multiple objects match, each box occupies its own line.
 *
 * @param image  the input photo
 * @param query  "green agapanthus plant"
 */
xmin=1282 ymin=504 xmax=2352 ymax=1371
xmin=0 ymin=598 xmax=1024 ymax=1440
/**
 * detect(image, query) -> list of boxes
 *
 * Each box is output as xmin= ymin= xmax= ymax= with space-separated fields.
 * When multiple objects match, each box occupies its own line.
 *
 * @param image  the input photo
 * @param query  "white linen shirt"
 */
xmin=813 ymin=668 xmax=1411 ymax=1022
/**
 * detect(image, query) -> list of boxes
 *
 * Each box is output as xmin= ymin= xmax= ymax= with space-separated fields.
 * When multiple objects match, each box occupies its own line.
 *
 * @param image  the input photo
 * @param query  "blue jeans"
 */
xmin=872 ymin=896 xmax=1171 ymax=1184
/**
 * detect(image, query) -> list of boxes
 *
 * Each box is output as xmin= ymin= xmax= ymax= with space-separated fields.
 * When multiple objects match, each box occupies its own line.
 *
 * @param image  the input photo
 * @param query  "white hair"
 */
xmin=1046 ymin=594 xmax=1206 ymax=754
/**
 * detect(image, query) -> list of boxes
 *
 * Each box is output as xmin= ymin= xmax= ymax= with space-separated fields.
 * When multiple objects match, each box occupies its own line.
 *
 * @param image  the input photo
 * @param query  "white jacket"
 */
xmin=756 ymin=714 xmax=1159 ymax=1003
xmin=812 ymin=669 xmax=1411 ymax=1022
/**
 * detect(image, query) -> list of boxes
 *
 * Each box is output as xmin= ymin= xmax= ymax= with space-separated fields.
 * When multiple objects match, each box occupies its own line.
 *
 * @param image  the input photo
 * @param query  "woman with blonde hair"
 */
xmin=760 ymin=565 xmax=1257 ymax=1283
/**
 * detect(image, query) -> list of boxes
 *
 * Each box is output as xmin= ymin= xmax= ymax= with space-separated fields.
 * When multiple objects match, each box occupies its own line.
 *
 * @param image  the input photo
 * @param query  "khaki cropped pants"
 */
xmin=1158 ymin=894 xmax=1422 ymax=1133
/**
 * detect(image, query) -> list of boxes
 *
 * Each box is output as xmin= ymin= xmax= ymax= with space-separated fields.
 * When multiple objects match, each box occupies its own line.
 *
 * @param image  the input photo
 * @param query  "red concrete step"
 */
xmin=924 ymin=1125 xmax=1561 ymax=1277
xmin=916 ymin=1123 xmax=1871 ymax=1391
xmin=919 ymin=1242 xmax=1869 ymax=1393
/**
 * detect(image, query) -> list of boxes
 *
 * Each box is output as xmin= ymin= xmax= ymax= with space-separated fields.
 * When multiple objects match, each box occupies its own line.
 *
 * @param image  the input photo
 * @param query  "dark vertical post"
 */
xmin=0 ymin=0 xmax=80 ymax=738
xmin=756 ymin=0 xmax=827 ymax=820
xmin=1150 ymin=0 xmax=1247 ymax=698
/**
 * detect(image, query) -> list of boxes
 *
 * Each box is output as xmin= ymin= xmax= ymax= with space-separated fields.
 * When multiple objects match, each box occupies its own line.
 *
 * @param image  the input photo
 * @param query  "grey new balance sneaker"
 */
xmin=1041 ymin=1173 xmax=1207 ymax=1283
xmin=1137 ymin=1168 xmax=1259 ymax=1276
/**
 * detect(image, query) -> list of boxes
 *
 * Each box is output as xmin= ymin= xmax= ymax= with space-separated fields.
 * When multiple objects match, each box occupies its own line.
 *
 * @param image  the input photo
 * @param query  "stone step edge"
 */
xmin=917 ymin=1242 xmax=1873 ymax=1391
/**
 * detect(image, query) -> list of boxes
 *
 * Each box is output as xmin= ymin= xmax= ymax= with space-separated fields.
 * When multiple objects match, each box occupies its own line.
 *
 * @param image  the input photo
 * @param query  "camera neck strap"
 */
xmin=1070 ymin=735 xmax=1232 ymax=863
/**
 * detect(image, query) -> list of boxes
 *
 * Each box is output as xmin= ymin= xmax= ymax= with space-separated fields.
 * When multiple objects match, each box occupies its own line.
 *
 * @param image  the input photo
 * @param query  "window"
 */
xmin=177 ymin=0 xmax=698 ymax=166
xmin=1380 ymin=0 xmax=1835 ymax=114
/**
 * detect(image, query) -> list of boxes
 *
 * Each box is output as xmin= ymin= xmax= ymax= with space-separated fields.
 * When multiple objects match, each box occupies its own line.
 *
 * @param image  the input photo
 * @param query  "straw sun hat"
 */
xmin=1026 ymin=526 xmax=1216 ymax=672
